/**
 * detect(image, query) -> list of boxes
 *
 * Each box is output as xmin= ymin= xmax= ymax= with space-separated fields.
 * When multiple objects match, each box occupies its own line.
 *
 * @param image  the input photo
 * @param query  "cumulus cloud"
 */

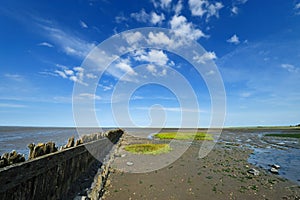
xmin=193 ymin=51 xmax=217 ymax=64
xmin=150 ymin=12 xmax=165 ymax=25
xmin=115 ymin=59 xmax=137 ymax=76
xmin=131 ymin=10 xmax=165 ymax=25
xmin=227 ymin=34 xmax=240 ymax=44
xmin=231 ymin=0 xmax=248 ymax=15
xmin=170 ymin=15 xmax=206 ymax=41
xmin=152 ymin=0 xmax=172 ymax=9
xmin=188 ymin=0 xmax=223 ymax=20
xmin=123 ymin=31 xmax=143 ymax=45
xmin=174 ymin=0 xmax=183 ymax=15
xmin=53 ymin=66 xmax=91 ymax=85
xmin=115 ymin=14 xmax=128 ymax=23
xmin=130 ymin=9 xmax=149 ymax=23
xmin=134 ymin=49 xmax=169 ymax=66
xmin=147 ymin=31 xmax=174 ymax=47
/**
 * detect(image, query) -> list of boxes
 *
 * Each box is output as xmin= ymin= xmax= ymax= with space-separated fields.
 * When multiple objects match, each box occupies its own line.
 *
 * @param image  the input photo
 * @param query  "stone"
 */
xmin=271 ymin=164 xmax=280 ymax=169
xmin=248 ymin=168 xmax=260 ymax=176
xmin=270 ymin=167 xmax=279 ymax=174
xmin=126 ymin=161 xmax=134 ymax=166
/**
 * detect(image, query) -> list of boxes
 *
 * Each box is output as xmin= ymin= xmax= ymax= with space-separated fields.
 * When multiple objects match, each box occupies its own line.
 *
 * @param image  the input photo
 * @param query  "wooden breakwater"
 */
xmin=0 ymin=129 xmax=124 ymax=200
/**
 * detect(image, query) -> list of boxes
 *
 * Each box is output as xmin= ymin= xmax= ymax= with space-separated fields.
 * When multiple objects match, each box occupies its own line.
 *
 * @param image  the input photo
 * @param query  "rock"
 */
xmin=271 ymin=164 xmax=280 ymax=169
xmin=126 ymin=161 xmax=134 ymax=166
xmin=270 ymin=167 xmax=279 ymax=174
xmin=248 ymin=168 xmax=260 ymax=176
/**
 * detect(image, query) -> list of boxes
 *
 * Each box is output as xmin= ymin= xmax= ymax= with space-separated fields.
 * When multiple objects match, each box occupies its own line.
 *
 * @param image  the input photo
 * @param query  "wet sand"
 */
xmin=102 ymin=129 xmax=300 ymax=200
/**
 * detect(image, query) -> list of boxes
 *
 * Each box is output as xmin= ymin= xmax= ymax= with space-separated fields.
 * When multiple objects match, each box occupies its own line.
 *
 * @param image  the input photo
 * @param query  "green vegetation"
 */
xmin=154 ymin=132 xmax=214 ymax=141
xmin=124 ymin=143 xmax=171 ymax=155
xmin=265 ymin=133 xmax=300 ymax=138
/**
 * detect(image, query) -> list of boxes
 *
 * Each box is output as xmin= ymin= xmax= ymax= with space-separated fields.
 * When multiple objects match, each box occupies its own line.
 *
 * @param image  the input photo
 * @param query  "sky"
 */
xmin=0 ymin=0 xmax=300 ymax=127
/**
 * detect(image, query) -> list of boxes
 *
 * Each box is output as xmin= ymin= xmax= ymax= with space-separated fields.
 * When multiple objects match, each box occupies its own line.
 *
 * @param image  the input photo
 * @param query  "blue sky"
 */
xmin=0 ymin=0 xmax=300 ymax=127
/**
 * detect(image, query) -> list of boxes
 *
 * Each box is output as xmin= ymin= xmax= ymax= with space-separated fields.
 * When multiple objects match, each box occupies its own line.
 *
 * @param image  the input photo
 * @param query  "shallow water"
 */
xmin=0 ymin=126 xmax=109 ymax=158
xmin=248 ymin=147 xmax=300 ymax=184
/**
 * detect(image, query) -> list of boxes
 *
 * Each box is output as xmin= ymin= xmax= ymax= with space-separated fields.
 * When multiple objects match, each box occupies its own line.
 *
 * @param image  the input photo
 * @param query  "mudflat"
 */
xmin=103 ymin=129 xmax=300 ymax=200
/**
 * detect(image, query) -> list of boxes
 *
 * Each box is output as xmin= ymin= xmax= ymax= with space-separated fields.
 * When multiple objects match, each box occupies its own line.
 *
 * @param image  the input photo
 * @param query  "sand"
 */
xmin=102 ymin=130 xmax=300 ymax=200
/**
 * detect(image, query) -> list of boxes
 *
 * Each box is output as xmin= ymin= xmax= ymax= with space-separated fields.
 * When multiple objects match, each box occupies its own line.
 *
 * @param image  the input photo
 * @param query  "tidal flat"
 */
xmin=103 ymin=128 xmax=300 ymax=200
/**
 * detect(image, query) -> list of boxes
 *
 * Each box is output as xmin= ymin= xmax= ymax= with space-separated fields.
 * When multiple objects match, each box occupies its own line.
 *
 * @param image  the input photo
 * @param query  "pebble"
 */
xmin=126 ymin=161 xmax=134 ymax=166
xmin=270 ymin=167 xmax=279 ymax=174
xmin=248 ymin=168 xmax=260 ymax=176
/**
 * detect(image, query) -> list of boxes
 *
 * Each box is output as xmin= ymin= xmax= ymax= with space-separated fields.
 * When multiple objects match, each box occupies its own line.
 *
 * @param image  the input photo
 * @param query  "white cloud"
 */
xmin=231 ymin=6 xmax=239 ymax=15
xmin=130 ymin=9 xmax=149 ymax=23
xmin=99 ymin=84 xmax=114 ymax=91
xmin=115 ymin=59 xmax=137 ymax=76
xmin=206 ymin=70 xmax=215 ymax=76
xmin=123 ymin=31 xmax=143 ymax=45
xmin=40 ymin=25 xmax=96 ymax=58
xmin=0 ymin=103 xmax=26 ymax=108
xmin=237 ymin=0 xmax=248 ymax=4
xmin=147 ymin=31 xmax=174 ymax=47
xmin=161 ymin=0 xmax=172 ymax=8
xmin=79 ymin=20 xmax=88 ymax=28
xmin=79 ymin=93 xmax=101 ymax=100
xmin=4 ymin=73 xmax=24 ymax=81
xmin=240 ymin=92 xmax=252 ymax=98
xmin=146 ymin=64 xmax=157 ymax=74
xmin=174 ymin=0 xmax=183 ymax=14
xmin=53 ymin=66 xmax=89 ymax=85
xmin=64 ymin=69 xmax=74 ymax=76
xmin=115 ymin=14 xmax=128 ymax=23
xmin=188 ymin=0 xmax=207 ymax=17
xmin=227 ymin=34 xmax=240 ymax=44
xmin=55 ymin=70 xmax=67 ymax=79
xmin=193 ymin=51 xmax=217 ymax=64
xmin=295 ymin=3 xmax=300 ymax=14
xmin=131 ymin=10 xmax=165 ymax=25
xmin=137 ymin=106 xmax=203 ymax=113
xmin=152 ymin=0 xmax=172 ymax=9
xmin=38 ymin=42 xmax=54 ymax=48
xmin=281 ymin=64 xmax=299 ymax=73
xmin=207 ymin=2 xmax=223 ymax=19
xmin=150 ymin=12 xmax=165 ymax=25
xmin=86 ymin=73 xmax=97 ymax=79
xmin=188 ymin=0 xmax=223 ymax=20
xmin=134 ymin=49 xmax=169 ymax=66
xmin=170 ymin=15 xmax=206 ymax=41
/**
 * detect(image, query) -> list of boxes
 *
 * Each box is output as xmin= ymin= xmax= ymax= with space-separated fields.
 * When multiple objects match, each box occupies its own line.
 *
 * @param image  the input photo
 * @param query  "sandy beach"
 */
xmin=102 ymin=129 xmax=300 ymax=200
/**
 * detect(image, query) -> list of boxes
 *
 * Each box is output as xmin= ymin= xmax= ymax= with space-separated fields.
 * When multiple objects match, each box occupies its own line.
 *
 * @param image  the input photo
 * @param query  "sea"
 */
xmin=0 ymin=126 xmax=299 ymax=185
xmin=0 ymin=126 xmax=112 ymax=158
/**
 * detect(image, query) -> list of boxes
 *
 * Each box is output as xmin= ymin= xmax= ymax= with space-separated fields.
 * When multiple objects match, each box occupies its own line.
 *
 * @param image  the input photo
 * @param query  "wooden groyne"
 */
xmin=0 ymin=129 xmax=124 ymax=200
